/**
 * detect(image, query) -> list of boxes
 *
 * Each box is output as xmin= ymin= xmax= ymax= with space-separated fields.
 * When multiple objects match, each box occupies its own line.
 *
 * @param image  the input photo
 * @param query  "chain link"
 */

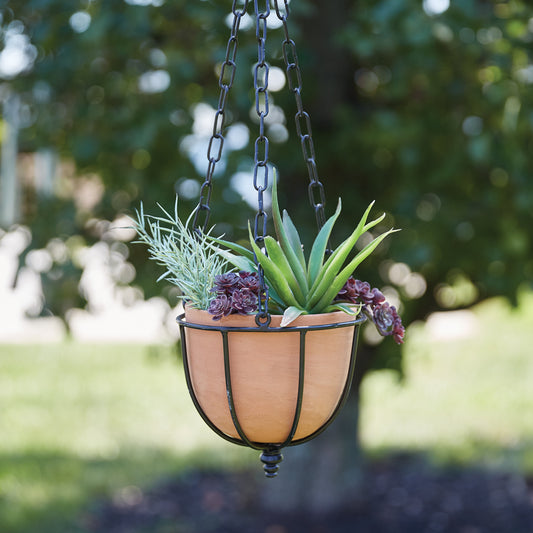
xmin=253 ymin=0 xmax=271 ymax=318
xmin=273 ymin=0 xmax=327 ymax=231
xmin=193 ymin=0 xmax=250 ymax=233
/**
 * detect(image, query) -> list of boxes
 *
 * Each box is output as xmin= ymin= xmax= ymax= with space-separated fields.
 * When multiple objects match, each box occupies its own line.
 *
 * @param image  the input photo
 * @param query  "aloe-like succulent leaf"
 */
xmin=248 ymin=226 xmax=301 ymax=308
xmin=323 ymin=303 xmax=361 ymax=315
xmin=264 ymin=236 xmax=306 ymax=306
xmin=306 ymin=202 xmax=380 ymax=306
xmin=362 ymin=211 xmax=386 ymax=234
xmin=280 ymin=305 xmax=306 ymax=327
xmin=218 ymin=250 xmax=256 ymax=273
xmin=307 ymin=198 xmax=342 ymax=285
xmin=282 ymin=209 xmax=306 ymax=271
xmin=207 ymin=235 xmax=256 ymax=263
xmin=311 ymin=228 xmax=398 ymax=313
xmin=271 ymin=171 xmax=309 ymax=292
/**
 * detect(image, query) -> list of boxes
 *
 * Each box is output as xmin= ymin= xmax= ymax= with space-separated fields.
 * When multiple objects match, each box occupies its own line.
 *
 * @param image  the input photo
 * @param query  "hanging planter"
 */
xmin=180 ymin=307 xmax=360 ymax=444
xmin=130 ymin=0 xmax=405 ymax=477
xmin=178 ymin=307 xmax=365 ymax=475
xmin=133 ymin=174 xmax=404 ymax=476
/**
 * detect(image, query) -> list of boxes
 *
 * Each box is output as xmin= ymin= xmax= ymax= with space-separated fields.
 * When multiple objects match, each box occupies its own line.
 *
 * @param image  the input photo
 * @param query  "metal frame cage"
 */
xmin=177 ymin=313 xmax=366 ymax=477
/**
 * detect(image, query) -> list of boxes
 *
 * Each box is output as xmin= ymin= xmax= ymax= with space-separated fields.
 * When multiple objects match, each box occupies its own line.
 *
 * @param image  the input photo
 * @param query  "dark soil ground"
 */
xmin=83 ymin=455 xmax=533 ymax=533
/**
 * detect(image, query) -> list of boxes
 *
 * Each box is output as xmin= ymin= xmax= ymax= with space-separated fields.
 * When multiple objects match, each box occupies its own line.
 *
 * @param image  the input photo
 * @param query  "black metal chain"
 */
xmin=273 ymin=0 xmax=327 ymax=232
xmin=253 ymin=0 xmax=270 ymax=320
xmin=193 ymin=0 xmax=327 ymax=316
xmin=193 ymin=0 xmax=250 ymax=233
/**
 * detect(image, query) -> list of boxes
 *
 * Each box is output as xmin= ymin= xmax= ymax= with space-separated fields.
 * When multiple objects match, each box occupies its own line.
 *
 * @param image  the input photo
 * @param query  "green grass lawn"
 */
xmin=360 ymin=290 xmax=533 ymax=472
xmin=2 ymin=292 xmax=533 ymax=532
xmin=0 ymin=343 xmax=253 ymax=533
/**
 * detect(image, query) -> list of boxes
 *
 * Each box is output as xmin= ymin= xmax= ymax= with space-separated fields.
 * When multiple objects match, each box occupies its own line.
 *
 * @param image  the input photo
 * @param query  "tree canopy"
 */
xmin=2 ymin=0 xmax=533 ymax=372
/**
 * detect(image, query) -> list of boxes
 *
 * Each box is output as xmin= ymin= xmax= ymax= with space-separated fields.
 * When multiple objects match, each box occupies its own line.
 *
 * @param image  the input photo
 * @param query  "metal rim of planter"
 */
xmin=176 ymin=312 xmax=366 ymax=477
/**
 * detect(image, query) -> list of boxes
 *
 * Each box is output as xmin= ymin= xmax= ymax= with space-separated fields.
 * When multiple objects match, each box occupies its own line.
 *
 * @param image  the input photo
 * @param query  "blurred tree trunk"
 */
xmin=260 ymin=387 xmax=365 ymax=512
xmin=34 ymin=148 xmax=58 ymax=198
xmin=0 ymin=92 xmax=21 ymax=229
xmin=260 ymin=0 xmax=369 ymax=511
xmin=300 ymin=0 xmax=353 ymax=127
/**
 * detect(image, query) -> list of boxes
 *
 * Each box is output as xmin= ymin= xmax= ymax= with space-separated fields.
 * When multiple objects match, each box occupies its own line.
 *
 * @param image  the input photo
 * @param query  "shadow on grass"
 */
xmin=3 ymin=445 xmax=533 ymax=533
xmin=0 ymin=446 xmax=235 ymax=533
xmin=83 ymin=450 xmax=533 ymax=533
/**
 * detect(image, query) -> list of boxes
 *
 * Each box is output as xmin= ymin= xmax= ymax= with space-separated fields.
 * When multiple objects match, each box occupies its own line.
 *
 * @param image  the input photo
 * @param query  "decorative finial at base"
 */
xmin=260 ymin=448 xmax=284 ymax=478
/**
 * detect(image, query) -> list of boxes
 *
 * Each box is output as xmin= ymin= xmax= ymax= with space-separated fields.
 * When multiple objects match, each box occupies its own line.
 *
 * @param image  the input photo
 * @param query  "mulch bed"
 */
xmin=83 ymin=455 xmax=533 ymax=533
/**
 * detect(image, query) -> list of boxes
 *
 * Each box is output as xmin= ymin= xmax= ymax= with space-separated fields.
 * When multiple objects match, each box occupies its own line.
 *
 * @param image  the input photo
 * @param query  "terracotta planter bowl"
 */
xmin=182 ymin=307 xmax=360 ymax=445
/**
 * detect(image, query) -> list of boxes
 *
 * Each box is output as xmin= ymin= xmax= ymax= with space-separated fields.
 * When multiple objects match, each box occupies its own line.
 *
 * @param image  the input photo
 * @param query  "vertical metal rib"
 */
xmin=221 ymin=330 xmax=261 ymax=449
xmin=290 ymin=322 xmax=361 ymax=445
xmin=179 ymin=323 xmax=246 ymax=447
xmin=278 ymin=328 xmax=307 ymax=447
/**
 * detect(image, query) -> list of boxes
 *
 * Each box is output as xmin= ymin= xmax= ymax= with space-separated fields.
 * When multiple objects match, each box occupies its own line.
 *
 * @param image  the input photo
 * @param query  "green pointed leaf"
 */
xmin=206 ymin=235 xmax=255 ymax=263
xmin=248 ymin=226 xmax=301 ymax=308
xmin=271 ymin=170 xmax=309 ymax=292
xmin=218 ymin=250 xmax=257 ymax=273
xmin=280 ymin=306 xmax=306 ymax=327
xmin=307 ymin=198 xmax=342 ymax=285
xmin=310 ymin=228 xmax=399 ymax=313
xmin=266 ymin=286 xmax=284 ymax=308
xmin=282 ymin=209 xmax=306 ymax=271
xmin=362 ymin=211 xmax=386 ymax=234
xmin=264 ymin=236 xmax=306 ymax=305
xmin=322 ymin=303 xmax=361 ymax=315
xmin=306 ymin=202 xmax=381 ymax=307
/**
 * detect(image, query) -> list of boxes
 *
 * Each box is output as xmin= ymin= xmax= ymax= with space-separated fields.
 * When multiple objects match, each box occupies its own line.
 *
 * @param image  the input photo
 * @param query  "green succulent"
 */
xmin=211 ymin=171 xmax=398 ymax=326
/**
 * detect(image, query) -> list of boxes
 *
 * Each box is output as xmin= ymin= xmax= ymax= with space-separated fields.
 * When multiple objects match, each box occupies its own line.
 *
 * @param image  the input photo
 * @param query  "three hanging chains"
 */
xmin=192 ymin=0 xmax=328 ymax=317
xmin=193 ymin=0 xmax=326 ymax=232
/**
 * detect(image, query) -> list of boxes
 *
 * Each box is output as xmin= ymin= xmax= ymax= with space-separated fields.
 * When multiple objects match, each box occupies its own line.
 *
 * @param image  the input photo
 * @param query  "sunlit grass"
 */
xmin=3 ymin=292 xmax=533 ymax=532
xmin=360 ymin=291 xmax=533 ymax=472
xmin=0 ymin=342 xmax=253 ymax=533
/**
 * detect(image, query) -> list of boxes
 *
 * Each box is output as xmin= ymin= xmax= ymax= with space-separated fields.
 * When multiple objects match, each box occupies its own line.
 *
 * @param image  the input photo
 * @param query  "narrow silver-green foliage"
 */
xmin=131 ymin=199 xmax=229 ymax=310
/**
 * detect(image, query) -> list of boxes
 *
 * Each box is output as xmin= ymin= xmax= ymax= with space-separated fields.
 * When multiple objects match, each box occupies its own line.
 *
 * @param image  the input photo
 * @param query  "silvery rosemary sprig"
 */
xmin=131 ymin=199 xmax=229 ymax=310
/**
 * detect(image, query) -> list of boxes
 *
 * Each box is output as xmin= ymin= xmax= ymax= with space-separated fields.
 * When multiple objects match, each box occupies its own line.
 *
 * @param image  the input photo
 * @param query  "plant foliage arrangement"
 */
xmin=131 ymin=202 xmax=229 ymax=310
xmin=133 ymin=173 xmax=404 ymax=344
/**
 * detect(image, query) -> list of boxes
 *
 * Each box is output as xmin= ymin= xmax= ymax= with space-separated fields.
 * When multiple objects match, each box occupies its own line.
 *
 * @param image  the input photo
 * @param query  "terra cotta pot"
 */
xmin=182 ymin=306 xmax=360 ymax=445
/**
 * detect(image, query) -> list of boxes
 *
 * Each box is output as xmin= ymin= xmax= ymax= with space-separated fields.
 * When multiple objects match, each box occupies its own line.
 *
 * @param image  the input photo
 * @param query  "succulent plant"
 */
xmin=132 ymin=171 xmax=404 ymax=341
xmin=211 ymin=171 xmax=398 ymax=326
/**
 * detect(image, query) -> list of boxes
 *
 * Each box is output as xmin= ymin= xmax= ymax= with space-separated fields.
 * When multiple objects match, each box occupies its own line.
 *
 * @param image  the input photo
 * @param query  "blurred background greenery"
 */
xmin=2 ymin=0 xmax=532 ymax=365
xmin=1 ymin=0 xmax=533 ymax=530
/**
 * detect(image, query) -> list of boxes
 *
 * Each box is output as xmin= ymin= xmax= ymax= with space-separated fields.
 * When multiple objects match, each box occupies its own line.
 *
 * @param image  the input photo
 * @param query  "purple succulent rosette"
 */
xmin=212 ymin=272 xmax=241 ymax=294
xmin=231 ymin=288 xmax=258 ymax=315
xmin=335 ymin=277 xmax=405 ymax=344
xmin=207 ymin=293 xmax=232 ymax=320
xmin=208 ymin=271 xmax=260 ymax=319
